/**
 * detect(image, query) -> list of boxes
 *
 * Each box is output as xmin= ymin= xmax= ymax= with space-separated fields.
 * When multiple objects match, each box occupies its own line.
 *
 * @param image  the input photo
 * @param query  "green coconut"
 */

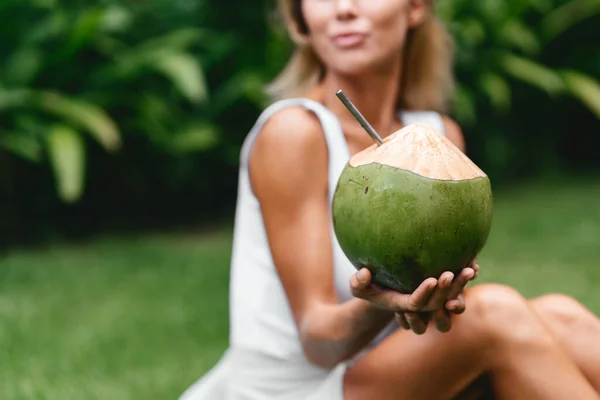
xmin=332 ymin=123 xmax=494 ymax=294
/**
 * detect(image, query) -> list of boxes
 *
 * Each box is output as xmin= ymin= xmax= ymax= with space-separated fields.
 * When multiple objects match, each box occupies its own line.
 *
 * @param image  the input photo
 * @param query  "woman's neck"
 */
xmin=313 ymin=59 xmax=403 ymax=141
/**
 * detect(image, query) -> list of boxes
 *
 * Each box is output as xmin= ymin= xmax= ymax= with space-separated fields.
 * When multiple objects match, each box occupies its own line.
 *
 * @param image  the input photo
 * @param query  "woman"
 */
xmin=181 ymin=0 xmax=600 ymax=399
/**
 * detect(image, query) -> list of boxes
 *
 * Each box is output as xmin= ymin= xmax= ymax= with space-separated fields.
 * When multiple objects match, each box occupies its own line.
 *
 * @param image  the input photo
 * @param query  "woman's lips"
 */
xmin=332 ymin=32 xmax=367 ymax=48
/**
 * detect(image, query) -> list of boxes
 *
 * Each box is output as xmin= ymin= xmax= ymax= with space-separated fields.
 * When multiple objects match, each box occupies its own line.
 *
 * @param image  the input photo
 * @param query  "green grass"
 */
xmin=1 ymin=176 xmax=600 ymax=399
xmin=0 ymin=231 xmax=232 ymax=399
xmin=477 ymin=176 xmax=600 ymax=308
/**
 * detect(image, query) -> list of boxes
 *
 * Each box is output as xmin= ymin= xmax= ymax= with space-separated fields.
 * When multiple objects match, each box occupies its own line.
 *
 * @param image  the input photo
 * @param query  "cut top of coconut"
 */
xmin=348 ymin=123 xmax=487 ymax=181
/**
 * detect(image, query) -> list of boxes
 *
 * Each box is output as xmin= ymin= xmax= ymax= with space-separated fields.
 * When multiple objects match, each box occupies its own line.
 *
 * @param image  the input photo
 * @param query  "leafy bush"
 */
xmin=436 ymin=0 xmax=600 ymax=177
xmin=0 ymin=0 xmax=268 ymax=244
xmin=0 ymin=0 xmax=598 ymax=246
xmin=0 ymin=2 xmax=223 ymax=203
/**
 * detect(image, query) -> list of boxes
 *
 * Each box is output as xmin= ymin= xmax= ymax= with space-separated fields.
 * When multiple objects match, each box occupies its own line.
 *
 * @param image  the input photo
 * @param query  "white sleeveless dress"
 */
xmin=179 ymin=98 xmax=446 ymax=400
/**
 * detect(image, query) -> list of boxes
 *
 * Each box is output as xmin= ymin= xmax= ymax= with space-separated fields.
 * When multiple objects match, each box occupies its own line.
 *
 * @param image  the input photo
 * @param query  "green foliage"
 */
xmin=438 ymin=0 xmax=600 ymax=123
xmin=0 ymin=1 xmax=248 ymax=204
xmin=433 ymin=0 xmax=600 ymax=179
xmin=0 ymin=0 xmax=598 ymax=245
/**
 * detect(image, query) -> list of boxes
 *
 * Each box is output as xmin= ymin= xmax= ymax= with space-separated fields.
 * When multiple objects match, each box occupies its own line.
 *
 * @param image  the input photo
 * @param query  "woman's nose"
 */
xmin=334 ymin=0 xmax=358 ymax=20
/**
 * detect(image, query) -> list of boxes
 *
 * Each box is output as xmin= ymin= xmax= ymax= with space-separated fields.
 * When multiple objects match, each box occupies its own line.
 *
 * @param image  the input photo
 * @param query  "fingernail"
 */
xmin=357 ymin=269 xmax=369 ymax=283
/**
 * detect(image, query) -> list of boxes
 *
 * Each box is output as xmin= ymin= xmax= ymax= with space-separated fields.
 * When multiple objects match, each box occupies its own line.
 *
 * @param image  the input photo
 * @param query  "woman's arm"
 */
xmin=249 ymin=107 xmax=395 ymax=368
xmin=249 ymin=108 xmax=473 ymax=368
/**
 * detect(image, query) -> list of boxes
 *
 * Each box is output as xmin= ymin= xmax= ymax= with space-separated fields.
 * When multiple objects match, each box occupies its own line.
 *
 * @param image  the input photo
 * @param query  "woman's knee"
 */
xmin=466 ymin=283 xmax=529 ymax=321
xmin=530 ymin=293 xmax=595 ymax=328
xmin=464 ymin=284 xmax=551 ymax=343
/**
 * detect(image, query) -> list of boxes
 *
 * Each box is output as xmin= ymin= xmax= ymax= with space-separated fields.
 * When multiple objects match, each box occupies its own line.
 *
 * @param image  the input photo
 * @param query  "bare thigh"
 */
xmin=342 ymin=296 xmax=491 ymax=400
xmin=341 ymin=284 xmax=598 ymax=400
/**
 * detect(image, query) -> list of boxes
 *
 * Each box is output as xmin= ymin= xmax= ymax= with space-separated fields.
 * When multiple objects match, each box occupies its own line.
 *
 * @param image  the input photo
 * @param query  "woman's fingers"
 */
xmin=448 ymin=267 xmax=474 ymax=298
xmin=395 ymin=312 xmax=410 ymax=330
xmin=404 ymin=277 xmax=438 ymax=311
xmin=398 ymin=309 xmax=452 ymax=334
xmin=425 ymin=271 xmax=454 ymax=310
xmin=351 ymin=264 xmax=476 ymax=318
xmin=350 ymin=268 xmax=439 ymax=313
xmin=370 ymin=276 xmax=438 ymax=313
xmin=445 ymin=292 xmax=466 ymax=314
xmin=350 ymin=268 xmax=372 ymax=292
xmin=404 ymin=312 xmax=429 ymax=334
xmin=442 ymin=267 xmax=474 ymax=314
xmin=431 ymin=307 xmax=452 ymax=332
xmin=351 ymin=264 xmax=480 ymax=334
xmin=471 ymin=263 xmax=480 ymax=279
xmin=350 ymin=265 xmax=476 ymax=335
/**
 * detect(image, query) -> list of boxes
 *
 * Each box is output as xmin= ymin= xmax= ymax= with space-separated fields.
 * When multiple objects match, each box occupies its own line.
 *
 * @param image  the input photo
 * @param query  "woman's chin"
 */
xmin=330 ymin=60 xmax=394 ymax=79
xmin=321 ymin=49 xmax=398 ymax=79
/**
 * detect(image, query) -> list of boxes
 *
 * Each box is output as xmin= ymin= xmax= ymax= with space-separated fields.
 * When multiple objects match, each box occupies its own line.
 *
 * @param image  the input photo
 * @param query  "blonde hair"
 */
xmin=266 ymin=0 xmax=455 ymax=114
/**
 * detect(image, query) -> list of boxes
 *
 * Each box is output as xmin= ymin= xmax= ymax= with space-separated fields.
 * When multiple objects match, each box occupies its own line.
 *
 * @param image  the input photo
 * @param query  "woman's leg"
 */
xmin=342 ymin=284 xmax=599 ymax=400
xmin=451 ymin=293 xmax=600 ymax=399
xmin=530 ymin=294 xmax=600 ymax=391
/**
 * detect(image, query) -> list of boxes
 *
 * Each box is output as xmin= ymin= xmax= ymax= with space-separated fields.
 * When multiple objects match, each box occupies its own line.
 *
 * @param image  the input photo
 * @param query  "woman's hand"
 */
xmin=350 ymin=263 xmax=479 ymax=335
xmin=396 ymin=263 xmax=479 ymax=334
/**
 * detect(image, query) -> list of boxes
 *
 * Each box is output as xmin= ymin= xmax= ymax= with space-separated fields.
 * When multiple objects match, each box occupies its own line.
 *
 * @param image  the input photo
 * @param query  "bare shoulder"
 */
xmin=249 ymin=105 xmax=329 ymax=199
xmin=441 ymin=115 xmax=466 ymax=153
xmin=252 ymin=105 xmax=326 ymax=154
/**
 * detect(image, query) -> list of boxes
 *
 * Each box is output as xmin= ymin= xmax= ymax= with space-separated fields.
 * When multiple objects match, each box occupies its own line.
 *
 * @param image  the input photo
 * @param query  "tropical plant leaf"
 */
xmin=479 ymin=72 xmax=512 ymax=112
xmin=95 ymin=47 xmax=207 ymax=105
xmin=31 ymin=0 xmax=56 ymax=8
xmin=452 ymin=84 xmax=477 ymax=125
xmin=498 ymin=53 xmax=565 ymax=96
xmin=153 ymin=51 xmax=208 ymax=104
xmin=169 ymin=122 xmax=220 ymax=153
xmin=136 ymin=27 xmax=208 ymax=51
xmin=455 ymin=18 xmax=487 ymax=48
xmin=36 ymin=92 xmax=121 ymax=151
xmin=138 ymin=93 xmax=172 ymax=127
xmin=58 ymin=7 xmax=105 ymax=58
xmin=478 ymin=0 xmax=508 ymax=22
xmin=499 ymin=19 xmax=540 ymax=55
xmin=0 ymin=88 xmax=33 ymax=108
xmin=0 ymin=132 xmax=43 ymax=163
xmin=98 ymin=5 xmax=132 ymax=33
xmin=540 ymin=0 xmax=600 ymax=41
xmin=25 ymin=8 xmax=68 ymax=43
xmin=3 ymin=46 xmax=42 ymax=86
xmin=46 ymin=125 xmax=86 ymax=203
xmin=561 ymin=70 xmax=600 ymax=119
xmin=528 ymin=0 xmax=554 ymax=14
xmin=207 ymin=71 xmax=266 ymax=115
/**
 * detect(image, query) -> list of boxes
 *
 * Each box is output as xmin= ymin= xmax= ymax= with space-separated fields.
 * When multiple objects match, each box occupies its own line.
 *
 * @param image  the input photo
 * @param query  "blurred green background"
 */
xmin=0 ymin=0 xmax=599 ymax=399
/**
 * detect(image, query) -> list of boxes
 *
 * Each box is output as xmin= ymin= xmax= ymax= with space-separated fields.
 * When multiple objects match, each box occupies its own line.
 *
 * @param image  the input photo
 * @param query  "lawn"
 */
xmin=1 ymin=176 xmax=600 ymax=399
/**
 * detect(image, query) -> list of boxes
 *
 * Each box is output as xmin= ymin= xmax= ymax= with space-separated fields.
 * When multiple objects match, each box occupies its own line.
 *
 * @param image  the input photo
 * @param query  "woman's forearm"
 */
xmin=299 ymin=298 xmax=394 ymax=369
